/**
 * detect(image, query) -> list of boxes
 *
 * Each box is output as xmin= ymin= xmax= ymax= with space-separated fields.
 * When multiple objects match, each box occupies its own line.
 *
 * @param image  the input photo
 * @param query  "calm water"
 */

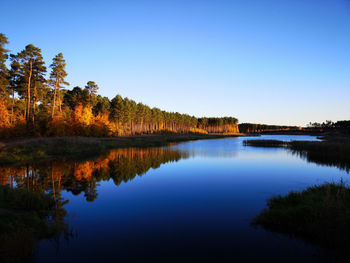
xmin=2 ymin=135 xmax=347 ymax=262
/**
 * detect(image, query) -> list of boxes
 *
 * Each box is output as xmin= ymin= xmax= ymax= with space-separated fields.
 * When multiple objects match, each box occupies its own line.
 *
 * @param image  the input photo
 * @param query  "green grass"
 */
xmin=0 ymin=134 xmax=239 ymax=166
xmin=253 ymin=181 xmax=350 ymax=260
xmin=0 ymin=185 xmax=68 ymax=263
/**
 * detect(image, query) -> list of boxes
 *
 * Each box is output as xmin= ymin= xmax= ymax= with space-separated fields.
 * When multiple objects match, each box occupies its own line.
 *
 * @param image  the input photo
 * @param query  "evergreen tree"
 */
xmin=0 ymin=33 xmax=9 ymax=97
xmin=110 ymin=95 xmax=124 ymax=130
xmin=85 ymin=81 xmax=99 ymax=106
xmin=8 ymin=58 xmax=21 ymax=123
xmin=50 ymin=53 xmax=69 ymax=117
xmin=15 ymin=44 xmax=46 ymax=128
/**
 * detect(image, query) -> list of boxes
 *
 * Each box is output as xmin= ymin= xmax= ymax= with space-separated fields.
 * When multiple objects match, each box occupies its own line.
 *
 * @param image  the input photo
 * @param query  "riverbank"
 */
xmin=243 ymin=133 xmax=350 ymax=172
xmin=0 ymin=133 xmax=243 ymax=166
xmin=253 ymin=181 xmax=350 ymax=261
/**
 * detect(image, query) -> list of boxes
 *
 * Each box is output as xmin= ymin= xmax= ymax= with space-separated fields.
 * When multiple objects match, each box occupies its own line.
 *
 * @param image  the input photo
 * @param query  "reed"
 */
xmin=253 ymin=181 xmax=350 ymax=260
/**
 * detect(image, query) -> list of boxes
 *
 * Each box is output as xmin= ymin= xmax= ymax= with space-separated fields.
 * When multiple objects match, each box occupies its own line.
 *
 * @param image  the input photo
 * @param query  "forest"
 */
xmin=0 ymin=33 xmax=238 ymax=138
xmin=239 ymin=121 xmax=350 ymax=134
xmin=238 ymin=123 xmax=300 ymax=133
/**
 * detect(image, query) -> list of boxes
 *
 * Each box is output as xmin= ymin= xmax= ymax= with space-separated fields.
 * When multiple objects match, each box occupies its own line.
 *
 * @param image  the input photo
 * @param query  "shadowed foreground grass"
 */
xmin=253 ymin=182 xmax=350 ymax=261
xmin=0 ymin=185 xmax=68 ymax=263
xmin=0 ymin=134 xmax=240 ymax=166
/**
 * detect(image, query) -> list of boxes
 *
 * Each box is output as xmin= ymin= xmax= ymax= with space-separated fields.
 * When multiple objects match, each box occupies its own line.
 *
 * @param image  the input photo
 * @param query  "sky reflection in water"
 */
xmin=2 ymin=135 xmax=345 ymax=262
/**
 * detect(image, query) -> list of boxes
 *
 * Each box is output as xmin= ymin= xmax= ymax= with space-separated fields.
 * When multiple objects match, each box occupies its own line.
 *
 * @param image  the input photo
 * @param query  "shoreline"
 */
xmin=0 ymin=133 xmax=244 ymax=166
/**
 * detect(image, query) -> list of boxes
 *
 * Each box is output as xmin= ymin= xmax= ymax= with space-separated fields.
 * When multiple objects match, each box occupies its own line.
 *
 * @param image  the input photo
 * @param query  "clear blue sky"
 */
xmin=1 ymin=0 xmax=349 ymax=126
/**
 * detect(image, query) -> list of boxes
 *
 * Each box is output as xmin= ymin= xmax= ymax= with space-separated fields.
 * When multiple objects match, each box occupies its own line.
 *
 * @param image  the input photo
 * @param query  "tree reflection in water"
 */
xmin=0 ymin=147 xmax=187 ymax=262
xmin=0 ymin=147 xmax=188 ymax=202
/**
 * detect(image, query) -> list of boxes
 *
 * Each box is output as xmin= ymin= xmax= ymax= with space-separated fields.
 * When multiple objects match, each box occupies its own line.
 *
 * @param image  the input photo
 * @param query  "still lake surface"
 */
xmin=2 ymin=135 xmax=347 ymax=262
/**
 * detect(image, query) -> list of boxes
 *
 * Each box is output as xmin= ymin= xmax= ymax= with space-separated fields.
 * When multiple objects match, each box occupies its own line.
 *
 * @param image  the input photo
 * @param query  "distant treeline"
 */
xmin=0 ymin=33 xmax=238 ymax=137
xmin=307 ymin=120 xmax=350 ymax=133
xmin=239 ymin=123 xmax=300 ymax=133
xmin=240 ymin=120 xmax=350 ymax=134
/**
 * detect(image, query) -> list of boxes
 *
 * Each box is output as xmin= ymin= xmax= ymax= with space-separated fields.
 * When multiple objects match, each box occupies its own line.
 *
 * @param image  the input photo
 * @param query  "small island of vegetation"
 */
xmin=253 ymin=181 xmax=350 ymax=261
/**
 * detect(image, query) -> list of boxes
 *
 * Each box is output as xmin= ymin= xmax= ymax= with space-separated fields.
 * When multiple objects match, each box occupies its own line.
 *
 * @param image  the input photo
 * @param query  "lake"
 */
xmin=1 ymin=135 xmax=347 ymax=262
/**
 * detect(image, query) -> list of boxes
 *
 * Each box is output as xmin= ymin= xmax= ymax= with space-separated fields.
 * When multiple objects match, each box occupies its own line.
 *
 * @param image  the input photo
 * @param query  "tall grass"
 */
xmin=253 ymin=181 xmax=350 ymax=261
xmin=243 ymin=138 xmax=350 ymax=172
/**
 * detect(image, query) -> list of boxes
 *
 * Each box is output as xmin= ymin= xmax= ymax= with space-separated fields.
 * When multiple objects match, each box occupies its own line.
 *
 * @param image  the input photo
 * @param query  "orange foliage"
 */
xmin=48 ymin=112 xmax=68 ymax=136
xmin=189 ymin=128 xmax=208 ymax=134
xmin=70 ymin=104 xmax=94 ymax=136
xmin=73 ymin=162 xmax=94 ymax=181
xmin=73 ymin=104 xmax=93 ymax=126
xmin=0 ymin=167 xmax=12 ymax=185
xmin=90 ymin=113 xmax=117 ymax=137
xmin=0 ymin=98 xmax=11 ymax=137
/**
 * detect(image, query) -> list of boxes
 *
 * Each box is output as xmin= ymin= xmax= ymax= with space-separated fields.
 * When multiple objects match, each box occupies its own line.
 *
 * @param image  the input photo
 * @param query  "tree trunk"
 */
xmin=11 ymin=88 xmax=14 ymax=124
xmin=58 ymin=88 xmax=62 ymax=112
xmin=52 ymin=78 xmax=58 ymax=118
xmin=26 ymin=60 xmax=32 ymax=131
xmin=32 ymin=81 xmax=36 ymax=126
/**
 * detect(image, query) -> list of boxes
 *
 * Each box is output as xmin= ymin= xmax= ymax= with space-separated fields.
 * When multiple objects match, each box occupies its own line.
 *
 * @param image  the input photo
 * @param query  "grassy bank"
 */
xmin=253 ymin=182 xmax=350 ymax=261
xmin=243 ymin=136 xmax=350 ymax=172
xmin=0 ymin=134 xmax=240 ymax=166
xmin=0 ymin=185 xmax=68 ymax=263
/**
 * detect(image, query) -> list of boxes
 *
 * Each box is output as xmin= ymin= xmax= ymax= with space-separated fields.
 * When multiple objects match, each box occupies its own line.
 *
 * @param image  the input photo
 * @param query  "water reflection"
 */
xmin=0 ymin=147 xmax=188 ymax=201
xmin=290 ymin=149 xmax=350 ymax=173
xmin=1 ymin=137 xmax=348 ymax=263
xmin=243 ymin=136 xmax=350 ymax=173
xmin=174 ymin=138 xmax=240 ymax=158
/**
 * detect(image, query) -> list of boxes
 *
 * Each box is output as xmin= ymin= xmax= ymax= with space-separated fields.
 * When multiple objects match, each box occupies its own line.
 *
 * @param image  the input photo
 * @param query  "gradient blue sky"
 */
xmin=1 ymin=0 xmax=349 ymax=125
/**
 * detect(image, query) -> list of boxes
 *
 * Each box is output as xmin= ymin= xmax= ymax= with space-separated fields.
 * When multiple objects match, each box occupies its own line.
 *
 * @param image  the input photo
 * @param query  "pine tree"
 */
xmin=50 ymin=53 xmax=69 ymax=117
xmin=110 ymin=95 xmax=124 ymax=131
xmin=85 ymin=81 xmax=99 ymax=107
xmin=0 ymin=33 xmax=9 ymax=98
xmin=15 ymin=44 xmax=46 ymax=129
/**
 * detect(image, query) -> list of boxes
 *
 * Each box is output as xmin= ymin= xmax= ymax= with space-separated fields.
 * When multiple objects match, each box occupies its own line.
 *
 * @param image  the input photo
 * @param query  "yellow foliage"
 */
xmin=0 ymin=99 xmax=11 ymax=137
xmin=189 ymin=128 xmax=208 ymax=134
xmin=73 ymin=104 xmax=93 ymax=126
xmin=0 ymin=99 xmax=10 ymax=128
xmin=90 ymin=113 xmax=116 ymax=137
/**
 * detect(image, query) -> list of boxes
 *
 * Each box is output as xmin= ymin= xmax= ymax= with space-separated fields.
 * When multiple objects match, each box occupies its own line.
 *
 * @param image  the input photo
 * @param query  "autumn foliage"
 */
xmin=0 ymin=98 xmax=10 ymax=136
xmin=0 ymin=33 xmax=239 ymax=138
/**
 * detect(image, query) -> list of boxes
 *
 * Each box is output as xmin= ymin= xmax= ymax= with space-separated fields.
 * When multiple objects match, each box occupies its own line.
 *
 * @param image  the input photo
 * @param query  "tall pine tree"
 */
xmin=15 ymin=44 xmax=46 ymax=128
xmin=50 ymin=53 xmax=69 ymax=117
xmin=0 ymin=33 xmax=9 ymax=98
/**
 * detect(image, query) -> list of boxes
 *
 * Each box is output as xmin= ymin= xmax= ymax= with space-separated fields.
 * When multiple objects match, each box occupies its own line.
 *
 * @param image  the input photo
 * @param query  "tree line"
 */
xmin=240 ymin=121 xmax=350 ymax=134
xmin=307 ymin=120 xmax=350 ymax=134
xmin=0 ymin=33 xmax=238 ymax=137
xmin=239 ymin=123 xmax=300 ymax=133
